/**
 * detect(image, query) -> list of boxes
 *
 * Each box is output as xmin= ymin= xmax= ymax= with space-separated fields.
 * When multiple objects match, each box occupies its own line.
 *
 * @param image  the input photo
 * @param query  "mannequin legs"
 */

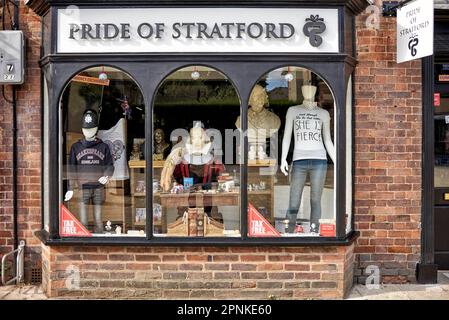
xmin=285 ymin=159 xmax=327 ymax=233
xmin=79 ymin=187 xmax=105 ymax=233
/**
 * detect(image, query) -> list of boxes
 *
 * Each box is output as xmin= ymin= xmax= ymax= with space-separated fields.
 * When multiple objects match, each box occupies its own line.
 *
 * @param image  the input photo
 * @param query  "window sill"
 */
xmin=35 ymin=230 xmax=359 ymax=247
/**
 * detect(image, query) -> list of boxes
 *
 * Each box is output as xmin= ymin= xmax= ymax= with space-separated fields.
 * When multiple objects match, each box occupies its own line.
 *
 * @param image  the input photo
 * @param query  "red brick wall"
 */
xmin=353 ymin=11 xmax=422 ymax=284
xmin=0 ymin=3 xmax=42 ymax=281
xmin=42 ymin=244 xmax=355 ymax=299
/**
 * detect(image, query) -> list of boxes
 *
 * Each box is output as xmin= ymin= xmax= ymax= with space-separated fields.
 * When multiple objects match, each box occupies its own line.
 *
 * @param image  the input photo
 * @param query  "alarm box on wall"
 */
xmin=0 ymin=31 xmax=25 ymax=85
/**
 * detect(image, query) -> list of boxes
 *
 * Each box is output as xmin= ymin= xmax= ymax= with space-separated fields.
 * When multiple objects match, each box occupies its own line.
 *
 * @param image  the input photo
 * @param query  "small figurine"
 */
xmin=105 ymin=220 xmax=112 ymax=233
xmin=248 ymin=144 xmax=257 ymax=160
xmin=115 ymin=225 xmax=122 ymax=235
xmin=130 ymin=143 xmax=142 ymax=161
xmin=257 ymin=145 xmax=267 ymax=160
xmin=170 ymin=182 xmax=184 ymax=194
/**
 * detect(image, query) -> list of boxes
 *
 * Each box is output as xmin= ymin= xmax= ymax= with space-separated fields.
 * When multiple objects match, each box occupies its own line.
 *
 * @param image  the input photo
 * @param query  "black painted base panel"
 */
xmin=416 ymin=263 xmax=439 ymax=284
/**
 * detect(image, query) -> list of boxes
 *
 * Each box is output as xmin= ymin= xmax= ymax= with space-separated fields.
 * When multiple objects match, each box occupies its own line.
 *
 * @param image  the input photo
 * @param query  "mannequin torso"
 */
xmin=280 ymin=86 xmax=335 ymax=176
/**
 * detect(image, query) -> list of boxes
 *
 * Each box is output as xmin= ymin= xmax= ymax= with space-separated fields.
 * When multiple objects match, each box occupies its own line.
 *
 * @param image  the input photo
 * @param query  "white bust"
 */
xmin=235 ymin=85 xmax=281 ymax=145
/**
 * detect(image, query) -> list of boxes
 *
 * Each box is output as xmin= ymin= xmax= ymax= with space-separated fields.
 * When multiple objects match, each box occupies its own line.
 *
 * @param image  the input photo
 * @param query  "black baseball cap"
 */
xmin=82 ymin=109 xmax=99 ymax=129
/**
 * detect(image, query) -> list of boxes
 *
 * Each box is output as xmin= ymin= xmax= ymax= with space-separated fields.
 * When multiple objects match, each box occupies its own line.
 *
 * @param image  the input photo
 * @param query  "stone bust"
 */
xmin=235 ymin=84 xmax=281 ymax=145
xmin=153 ymin=128 xmax=170 ymax=161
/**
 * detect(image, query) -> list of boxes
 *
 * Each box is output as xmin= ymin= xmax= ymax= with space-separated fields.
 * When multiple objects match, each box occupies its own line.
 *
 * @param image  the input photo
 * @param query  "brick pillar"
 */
xmin=354 ymin=10 xmax=422 ymax=284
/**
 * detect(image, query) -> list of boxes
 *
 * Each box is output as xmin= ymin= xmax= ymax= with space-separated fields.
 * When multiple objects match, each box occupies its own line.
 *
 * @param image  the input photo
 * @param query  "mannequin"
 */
xmin=65 ymin=109 xmax=115 ymax=233
xmin=280 ymin=85 xmax=335 ymax=234
xmin=161 ymin=122 xmax=224 ymax=192
xmin=235 ymin=85 xmax=281 ymax=157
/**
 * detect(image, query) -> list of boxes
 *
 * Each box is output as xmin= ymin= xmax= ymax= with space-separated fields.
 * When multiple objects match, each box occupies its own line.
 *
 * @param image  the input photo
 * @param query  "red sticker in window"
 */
xmin=435 ymin=93 xmax=441 ymax=107
xmin=248 ymin=203 xmax=280 ymax=237
xmin=60 ymin=204 xmax=92 ymax=237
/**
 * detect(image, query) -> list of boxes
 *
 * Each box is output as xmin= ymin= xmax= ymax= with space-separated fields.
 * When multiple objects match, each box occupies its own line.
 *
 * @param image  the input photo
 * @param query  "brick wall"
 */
xmin=41 ymin=244 xmax=355 ymax=299
xmin=353 ymin=10 xmax=422 ymax=283
xmin=0 ymin=3 xmax=42 ymax=281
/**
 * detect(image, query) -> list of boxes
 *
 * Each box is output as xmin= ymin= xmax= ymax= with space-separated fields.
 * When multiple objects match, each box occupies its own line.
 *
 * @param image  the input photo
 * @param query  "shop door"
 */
xmin=434 ymin=63 xmax=449 ymax=269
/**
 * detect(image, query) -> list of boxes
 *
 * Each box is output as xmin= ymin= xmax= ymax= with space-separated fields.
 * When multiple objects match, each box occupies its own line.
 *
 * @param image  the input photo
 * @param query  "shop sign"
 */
xmin=248 ymin=203 xmax=280 ymax=237
xmin=60 ymin=204 xmax=92 ymax=237
xmin=72 ymin=75 xmax=110 ymax=86
xmin=57 ymin=8 xmax=339 ymax=53
xmin=440 ymin=75 xmax=449 ymax=82
xmin=434 ymin=93 xmax=440 ymax=107
xmin=397 ymin=0 xmax=433 ymax=63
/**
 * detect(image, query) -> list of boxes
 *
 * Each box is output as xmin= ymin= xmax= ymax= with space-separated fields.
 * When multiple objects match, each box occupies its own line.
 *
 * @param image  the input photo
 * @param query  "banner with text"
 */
xmin=60 ymin=204 xmax=92 ymax=237
xmin=57 ymin=8 xmax=339 ymax=53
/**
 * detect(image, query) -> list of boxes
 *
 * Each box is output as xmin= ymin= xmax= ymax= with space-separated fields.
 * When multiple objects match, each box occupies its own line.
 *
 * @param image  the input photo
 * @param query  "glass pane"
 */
xmin=153 ymin=66 xmax=241 ymax=237
xmin=247 ymin=66 xmax=336 ymax=238
xmin=60 ymin=66 xmax=146 ymax=237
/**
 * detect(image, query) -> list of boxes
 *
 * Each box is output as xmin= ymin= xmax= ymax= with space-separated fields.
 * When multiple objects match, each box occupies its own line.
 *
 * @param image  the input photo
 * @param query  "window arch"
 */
xmin=151 ymin=65 xmax=242 ymax=237
xmin=59 ymin=66 xmax=146 ymax=237
xmin=246 ymin=65 xmax=337 ymax=237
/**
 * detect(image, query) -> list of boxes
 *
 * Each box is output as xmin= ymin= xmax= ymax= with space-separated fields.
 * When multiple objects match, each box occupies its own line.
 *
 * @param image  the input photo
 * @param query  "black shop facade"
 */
xmin=30 ymin=0 xmax=368 ymax=299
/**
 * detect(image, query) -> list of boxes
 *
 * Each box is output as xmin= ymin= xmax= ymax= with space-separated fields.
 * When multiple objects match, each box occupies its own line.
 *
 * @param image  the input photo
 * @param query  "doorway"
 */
xmin=434 ymin=62 xmax=449 ymax=268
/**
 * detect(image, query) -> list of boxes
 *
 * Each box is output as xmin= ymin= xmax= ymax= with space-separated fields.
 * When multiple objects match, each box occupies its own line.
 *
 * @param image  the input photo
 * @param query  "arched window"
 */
xmin=246 ymin=66 xmax=336 ymax=237
xmin=151 ymin=65 xmax=241 ymax=237
xmin=60 ymin=66 xmax=145 ymax=237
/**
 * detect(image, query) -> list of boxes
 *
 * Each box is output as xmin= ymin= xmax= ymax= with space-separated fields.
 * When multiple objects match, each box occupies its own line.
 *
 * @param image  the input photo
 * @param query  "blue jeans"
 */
xmin=285 ymin=159 xmax=328 ymax=233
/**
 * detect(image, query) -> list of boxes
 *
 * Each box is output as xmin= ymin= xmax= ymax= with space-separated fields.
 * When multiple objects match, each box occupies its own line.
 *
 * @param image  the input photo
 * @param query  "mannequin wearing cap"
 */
xmin=280 ymin=85 xmax=335 ymax=234
xmin=235 ymin=85 xmax=281 ymax=157
xmin=64 ymin=109 xmax=115 ymax=233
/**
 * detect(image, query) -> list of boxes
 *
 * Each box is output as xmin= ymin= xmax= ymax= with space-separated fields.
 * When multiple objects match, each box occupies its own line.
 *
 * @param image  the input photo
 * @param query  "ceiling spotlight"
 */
xmin=191 ymin=70 xmax=200 ymax=80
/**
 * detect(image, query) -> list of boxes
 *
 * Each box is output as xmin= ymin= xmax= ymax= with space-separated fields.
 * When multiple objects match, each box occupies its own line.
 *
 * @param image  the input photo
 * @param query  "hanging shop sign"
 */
xmin=72 ymin=75 xmax=110 ymax=86
xmin=248 ymin=203 xmax=280 ymax=237
xmin=396 ymin=0 xmax=434 ymax=63
xmin=60 ymin=205 xmax=92 ymax=237
xmin=57 ymin=8 xmax=339 ymax=53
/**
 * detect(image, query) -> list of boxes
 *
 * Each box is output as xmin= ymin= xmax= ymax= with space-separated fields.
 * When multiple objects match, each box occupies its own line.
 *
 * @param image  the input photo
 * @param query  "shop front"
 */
xmin=19 ymin=0 xmax=372 ymax=299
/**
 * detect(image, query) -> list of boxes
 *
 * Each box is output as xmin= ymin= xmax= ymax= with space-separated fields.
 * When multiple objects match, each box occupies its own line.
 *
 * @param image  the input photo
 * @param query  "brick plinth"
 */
xmin=354 ymin=10 xmax=422 ymax=283
xmin=41 ymin=244 xmax=355 ymax=299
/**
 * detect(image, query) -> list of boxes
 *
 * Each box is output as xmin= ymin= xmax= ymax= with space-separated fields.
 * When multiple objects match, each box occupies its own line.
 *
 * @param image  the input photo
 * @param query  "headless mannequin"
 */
xmin=280 ymin=85 xmax=335 ymax=233
xmin=65 ymin=125 xmax=114 ymax=233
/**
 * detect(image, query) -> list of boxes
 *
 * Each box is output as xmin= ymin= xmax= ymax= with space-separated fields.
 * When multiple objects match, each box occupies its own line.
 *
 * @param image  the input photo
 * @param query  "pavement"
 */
xmin=346 ymin=271 xmax=449 ymax=300
xmin=1 ymin=272 xmax=449 ymax=300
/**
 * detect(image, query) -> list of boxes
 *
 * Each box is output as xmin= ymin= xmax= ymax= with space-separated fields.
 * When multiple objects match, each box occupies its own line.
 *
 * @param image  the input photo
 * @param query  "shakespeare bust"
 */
xmin=235 ymin=85 xmax=281 ymax=156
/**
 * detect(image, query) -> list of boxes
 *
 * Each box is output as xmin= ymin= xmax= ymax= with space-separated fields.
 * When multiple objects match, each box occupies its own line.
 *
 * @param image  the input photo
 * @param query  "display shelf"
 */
xmin=128 ymin=160 xmax=165 ymax=168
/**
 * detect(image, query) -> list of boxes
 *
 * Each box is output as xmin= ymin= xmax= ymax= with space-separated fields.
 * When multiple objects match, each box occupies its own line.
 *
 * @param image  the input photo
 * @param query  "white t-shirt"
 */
xmin=285 ymin=105 xmax=330 ymax=161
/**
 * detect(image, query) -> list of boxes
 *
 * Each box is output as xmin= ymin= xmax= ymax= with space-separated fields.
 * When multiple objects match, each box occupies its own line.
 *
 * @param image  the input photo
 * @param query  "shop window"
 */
xmin=60 ymin=66 xmax=145 ymax=237
xmin=246 ymin=66 xmax=336 ymax=238
xmin=152 ymin=66 xmax=241 ymax=237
